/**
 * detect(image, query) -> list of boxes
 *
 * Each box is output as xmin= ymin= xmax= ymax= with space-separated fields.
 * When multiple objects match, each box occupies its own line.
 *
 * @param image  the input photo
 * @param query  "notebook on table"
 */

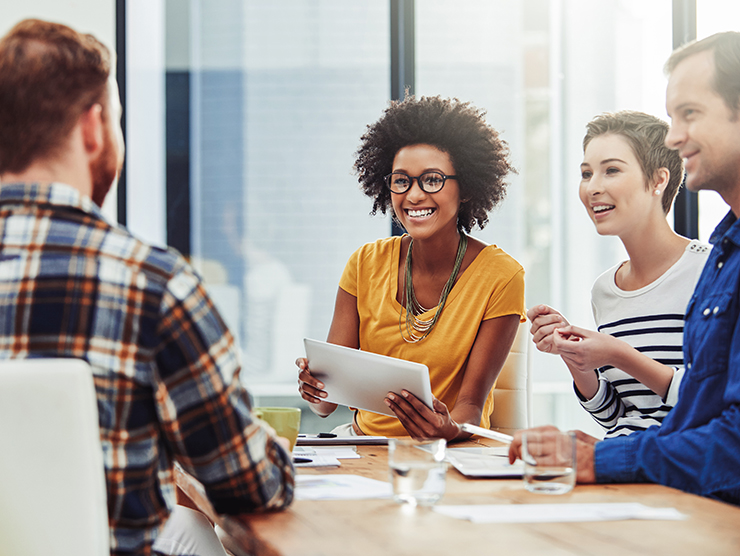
xmin=446 ymin=446 xmax=524 ymax=478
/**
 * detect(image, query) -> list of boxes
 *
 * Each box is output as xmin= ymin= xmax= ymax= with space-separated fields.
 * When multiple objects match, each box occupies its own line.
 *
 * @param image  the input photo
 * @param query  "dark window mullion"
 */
xmin=671 ymin=0 xmax=699 ymax=239
xmin=390 ymin=0 xmax=415 ymax=237
xmin=115 ymin=0 xmax=127 ymax=226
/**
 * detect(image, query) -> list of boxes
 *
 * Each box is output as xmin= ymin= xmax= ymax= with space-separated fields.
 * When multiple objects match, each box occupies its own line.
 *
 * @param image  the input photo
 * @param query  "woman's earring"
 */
xmin=653 ymin=189 xmax=661 ymax=196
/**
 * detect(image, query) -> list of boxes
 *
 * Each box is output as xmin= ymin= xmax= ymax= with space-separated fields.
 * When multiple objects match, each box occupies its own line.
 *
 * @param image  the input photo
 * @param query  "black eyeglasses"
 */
xmin=384 ymin=171 xmax=457 ymax=194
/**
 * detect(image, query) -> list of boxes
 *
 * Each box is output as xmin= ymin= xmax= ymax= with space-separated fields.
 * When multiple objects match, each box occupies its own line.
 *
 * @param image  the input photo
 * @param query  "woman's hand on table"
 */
xmin=296 ymin=357 xmax=337 ymax=417
xmin=385 ymin=391 xmax=461 ymax=442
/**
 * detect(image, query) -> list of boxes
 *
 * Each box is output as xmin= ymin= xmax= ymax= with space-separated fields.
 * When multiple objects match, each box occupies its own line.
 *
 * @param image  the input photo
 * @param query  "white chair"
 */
xmin=489 ymin=322 xmax=532 ymax=435
xmin=0 ymin=359 xmax=109 ymax=556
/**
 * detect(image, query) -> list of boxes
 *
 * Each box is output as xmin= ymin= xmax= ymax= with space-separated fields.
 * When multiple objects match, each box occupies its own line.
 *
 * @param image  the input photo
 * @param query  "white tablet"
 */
xmin=303 ymin=338 xmax=434 ymax=417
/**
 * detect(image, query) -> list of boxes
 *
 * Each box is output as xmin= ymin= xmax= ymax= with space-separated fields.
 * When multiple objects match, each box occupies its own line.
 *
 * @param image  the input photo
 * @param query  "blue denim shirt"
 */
xmin=595 ymin=209 xmax=740 ymax=504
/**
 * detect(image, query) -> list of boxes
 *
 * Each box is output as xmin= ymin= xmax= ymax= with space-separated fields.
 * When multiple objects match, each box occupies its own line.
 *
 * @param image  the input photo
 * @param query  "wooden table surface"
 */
xmin=176 ymin=439 xmax=740 ymax=556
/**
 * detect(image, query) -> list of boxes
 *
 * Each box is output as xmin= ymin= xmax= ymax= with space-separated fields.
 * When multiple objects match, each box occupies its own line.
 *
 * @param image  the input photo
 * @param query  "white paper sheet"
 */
xmin=445 ymin=446 xmax=522 ymax=478
xmin=293 ymin=446 xmax=360 ymax=459
xmin=293 ymin=455 xmax=342 ymax=468
xmin=433 ymin=503 xmax=687 ymax=523
xmin=295 ymin=474 xmax=393 ymax=500
xmin=293 ymin=446 xmax=360 ymax=467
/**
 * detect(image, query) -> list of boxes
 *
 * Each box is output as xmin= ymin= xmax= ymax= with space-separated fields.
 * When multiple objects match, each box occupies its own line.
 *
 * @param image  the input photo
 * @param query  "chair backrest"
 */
xmin=0 ymin=359 xmax=109 ymax=556
xmin=489 ymin=322 xmax=531 ymax=435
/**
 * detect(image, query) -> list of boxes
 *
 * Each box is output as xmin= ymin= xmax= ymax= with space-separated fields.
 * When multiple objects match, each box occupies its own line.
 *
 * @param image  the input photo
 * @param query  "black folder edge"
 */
xmin=296 ymin=435 xmax=388 ymax=446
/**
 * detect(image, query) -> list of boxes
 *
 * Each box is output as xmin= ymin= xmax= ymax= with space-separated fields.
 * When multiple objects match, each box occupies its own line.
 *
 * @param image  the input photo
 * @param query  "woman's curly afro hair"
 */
xmin=353 ymin=95 xmax=515 ymax=233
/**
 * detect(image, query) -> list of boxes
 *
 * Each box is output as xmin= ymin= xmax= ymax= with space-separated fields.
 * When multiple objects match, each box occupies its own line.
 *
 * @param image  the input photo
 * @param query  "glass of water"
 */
xmin=388 ymin=438 xmax=447 ymax=506
xmin=522 ymin=430 xmax=576 ymax=494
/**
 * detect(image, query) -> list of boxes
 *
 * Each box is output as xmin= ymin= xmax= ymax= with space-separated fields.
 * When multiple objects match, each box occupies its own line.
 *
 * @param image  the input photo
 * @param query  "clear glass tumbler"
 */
xmin=388 ymin=438 xmax=447 ymax=506
xmin=522 ymin=430 xmax=576 ymax=494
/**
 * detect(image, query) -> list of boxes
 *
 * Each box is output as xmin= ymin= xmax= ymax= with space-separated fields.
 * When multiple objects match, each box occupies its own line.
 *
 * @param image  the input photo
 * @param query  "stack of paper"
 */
xmin=295 ymin=474 xmax=392 ymax=500
xmin=433 ymin=503 xmax=687 ymax=523
xmin=292 ymin=446 xmax=361 ymax=468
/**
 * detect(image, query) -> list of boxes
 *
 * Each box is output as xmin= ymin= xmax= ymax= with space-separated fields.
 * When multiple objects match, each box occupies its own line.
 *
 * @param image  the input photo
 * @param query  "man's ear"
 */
xmin=79 ymin=103 xmax=105 ymax=156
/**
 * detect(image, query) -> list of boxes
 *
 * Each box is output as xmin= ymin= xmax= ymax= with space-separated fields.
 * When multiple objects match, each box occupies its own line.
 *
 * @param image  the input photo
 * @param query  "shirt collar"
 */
xmin=0 ymin=182 xmax=106 ymax=221
xmin=709 ymin=208 xmax=740 ymax=247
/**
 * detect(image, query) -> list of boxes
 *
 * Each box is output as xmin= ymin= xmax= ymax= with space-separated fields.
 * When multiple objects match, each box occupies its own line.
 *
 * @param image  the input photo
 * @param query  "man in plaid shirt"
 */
xmin=0 ymin=19 xmax=294 ymax=556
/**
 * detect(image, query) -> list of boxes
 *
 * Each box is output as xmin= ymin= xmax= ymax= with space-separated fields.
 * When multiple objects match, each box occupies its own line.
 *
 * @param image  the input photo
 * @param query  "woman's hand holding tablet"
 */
xmin=301 ymin=339 xmax=435 ymax=418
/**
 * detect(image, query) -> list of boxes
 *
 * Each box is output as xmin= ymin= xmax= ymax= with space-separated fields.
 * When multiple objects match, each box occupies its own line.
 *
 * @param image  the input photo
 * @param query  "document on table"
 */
xmin=294 ymin=446 xmax=361 ymax=459
xmin=297 ymin=434 xmax=388 ymax=446
xmin=293 ymin=456 xmax=341 ymax=468
xmin=445 ymin=446 xmax=523 ymax=478
xmin=433 ymin=503 xmax=687 ymax=523
xmin=295 ymin=474 xmax=393 ymax=501
xmin=292 ymin=446 xmax=361 ymax=467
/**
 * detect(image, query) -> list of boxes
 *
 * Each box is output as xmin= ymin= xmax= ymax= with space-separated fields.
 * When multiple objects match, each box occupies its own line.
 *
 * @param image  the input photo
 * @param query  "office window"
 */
xmin=157 ymin=0 xmax=693 ymax=431
xmin=413 ymin=0 xmax=673 ymax=434
xmin=169 ymin=1 xmax=390 ymax=391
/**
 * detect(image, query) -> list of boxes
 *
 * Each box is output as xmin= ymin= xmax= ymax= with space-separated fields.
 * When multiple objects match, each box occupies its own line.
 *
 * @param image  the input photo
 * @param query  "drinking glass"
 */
xmin=522 ymin=430 xmax=576 ymax=494
xmin=388 ymin=438 xmax=446 ymax=506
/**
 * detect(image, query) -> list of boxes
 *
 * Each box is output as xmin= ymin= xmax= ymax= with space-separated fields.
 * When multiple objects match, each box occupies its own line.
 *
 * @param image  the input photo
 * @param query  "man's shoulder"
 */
xmin=100 ymin=226 xmax=191 ymax=285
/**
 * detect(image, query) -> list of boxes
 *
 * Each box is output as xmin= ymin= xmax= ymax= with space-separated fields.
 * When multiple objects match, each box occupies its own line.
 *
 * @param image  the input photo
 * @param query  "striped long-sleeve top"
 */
xmin=578 ymin=240 xmax=710 ymax=438
xmin=0 ymin=183 xmax=294 ymax=556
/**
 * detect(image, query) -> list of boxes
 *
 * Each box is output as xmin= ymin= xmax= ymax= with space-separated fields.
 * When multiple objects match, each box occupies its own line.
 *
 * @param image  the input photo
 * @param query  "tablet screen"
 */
xmin=304 ymin=338 xmax=434 ymax=417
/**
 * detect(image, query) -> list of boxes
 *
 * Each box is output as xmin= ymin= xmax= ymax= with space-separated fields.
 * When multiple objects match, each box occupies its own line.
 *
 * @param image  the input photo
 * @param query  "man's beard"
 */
xmin=90 ymin=125 xmax=120 ymax=208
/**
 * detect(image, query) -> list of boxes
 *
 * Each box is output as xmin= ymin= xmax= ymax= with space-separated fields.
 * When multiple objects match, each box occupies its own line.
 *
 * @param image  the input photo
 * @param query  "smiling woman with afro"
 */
xmin=354 ymin=95 xmax=515 ymax=232
xmin=296 ymin=94 xmax=525 ymax=442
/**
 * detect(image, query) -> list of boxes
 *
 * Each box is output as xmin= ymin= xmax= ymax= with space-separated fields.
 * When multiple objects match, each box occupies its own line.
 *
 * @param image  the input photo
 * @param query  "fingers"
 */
xmin=529 ymin=313 xmax=565 ymax=335
xmin=556 ymin=325 xmax=589 ymax=339
xmin=508 ymin=425 xmax=561 ymax=464
xmin=508 ymin=433 xmax=523 ymax=464
xmin=527 ymin=304 xmax=567 ymax=323
xmin=521 ymin=429 xmax=569 ymax=465
xmin=386 ymin=392 xmax=427 ymax=439
xmin=386 ymin=391 xmax=448 ymax=440
xmin=296 ymin=362 xmax=328 ymax=404
xmin=531 ymin=323 xmax=568 ymax=356
xmin=526 ymin=304 xmax=552 ymax=322
xmin=530 ymin=314 xmax=567 ymax=343
xmin=552 ymin=327 xmax=584 ymax=351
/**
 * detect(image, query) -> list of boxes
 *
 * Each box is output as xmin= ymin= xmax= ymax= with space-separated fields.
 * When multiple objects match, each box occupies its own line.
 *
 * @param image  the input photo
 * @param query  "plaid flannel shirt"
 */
xmin=0 ymin=183 xmax=294 ymax=555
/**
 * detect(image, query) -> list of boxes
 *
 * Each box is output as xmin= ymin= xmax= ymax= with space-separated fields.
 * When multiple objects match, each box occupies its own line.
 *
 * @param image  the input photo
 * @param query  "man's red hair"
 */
xmin=0 ymin=19 xmax=111 ymax=173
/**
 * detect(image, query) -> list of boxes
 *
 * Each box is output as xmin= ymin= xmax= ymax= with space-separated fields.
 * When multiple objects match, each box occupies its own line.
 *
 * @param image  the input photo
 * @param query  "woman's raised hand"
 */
xmin=552 ymin=325 xmax=618 ymax=374
xmin=527 ymin=304 xmax=570 ymax=355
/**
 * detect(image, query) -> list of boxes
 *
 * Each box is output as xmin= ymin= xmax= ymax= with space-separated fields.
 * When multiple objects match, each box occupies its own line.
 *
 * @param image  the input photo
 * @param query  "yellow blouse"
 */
xmin=338 ymin=235 xmax=525 ymax=436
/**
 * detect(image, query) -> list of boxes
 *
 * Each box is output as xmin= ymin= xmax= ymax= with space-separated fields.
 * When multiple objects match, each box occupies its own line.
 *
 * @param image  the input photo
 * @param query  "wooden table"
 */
xmin=176 ymin=439 xmax=740 ymax=556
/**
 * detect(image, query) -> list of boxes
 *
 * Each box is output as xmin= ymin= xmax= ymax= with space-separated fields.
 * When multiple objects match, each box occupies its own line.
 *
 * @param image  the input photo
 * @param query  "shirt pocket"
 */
xmin=686 ymin=292 xmax=734 ymax=381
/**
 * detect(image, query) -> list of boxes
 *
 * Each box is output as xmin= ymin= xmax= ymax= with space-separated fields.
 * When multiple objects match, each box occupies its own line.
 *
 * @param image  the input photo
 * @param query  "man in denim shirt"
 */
xmin=510 ymin=32 xmax=740 ymax=504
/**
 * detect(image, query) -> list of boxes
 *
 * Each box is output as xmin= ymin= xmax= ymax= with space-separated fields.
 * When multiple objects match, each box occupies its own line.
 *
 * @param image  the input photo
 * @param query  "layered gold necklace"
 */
xmin=399 ymin=233 xmax=468 ymax=343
